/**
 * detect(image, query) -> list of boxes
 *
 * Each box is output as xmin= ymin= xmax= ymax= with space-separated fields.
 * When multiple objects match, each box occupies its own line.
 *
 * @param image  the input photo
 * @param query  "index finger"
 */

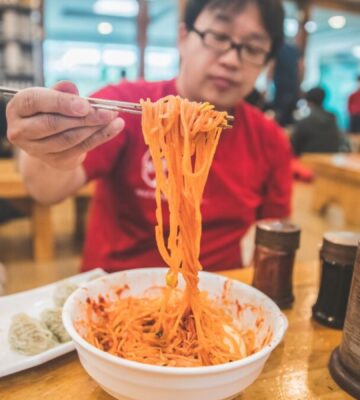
xmin=11 ymin=87 xmax=91 ymax=118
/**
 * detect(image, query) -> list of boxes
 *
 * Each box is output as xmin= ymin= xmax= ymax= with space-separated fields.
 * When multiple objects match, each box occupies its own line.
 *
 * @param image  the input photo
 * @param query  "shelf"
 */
xmin=2 ymin=72 xmax=35 ymax=80
xmin=0 ymin=3 xmax=43 ymax=88
xmin=0 ymin=5 xmax=33 ymax=14
xmin=0 ymin=39 xmax=33 ymax=49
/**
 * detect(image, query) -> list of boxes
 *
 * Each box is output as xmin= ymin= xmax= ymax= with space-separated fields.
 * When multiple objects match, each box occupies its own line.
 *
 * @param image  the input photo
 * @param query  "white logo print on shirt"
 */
xmin=135 ymin=150 xmax=167 ymax=200
xmin=136 ymin=149 xmax=209 ymax=205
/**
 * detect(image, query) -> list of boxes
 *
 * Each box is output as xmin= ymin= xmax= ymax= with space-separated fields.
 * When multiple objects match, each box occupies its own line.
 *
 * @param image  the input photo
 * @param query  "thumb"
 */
xmin=52 ymin=80 xmax=79 ymax=95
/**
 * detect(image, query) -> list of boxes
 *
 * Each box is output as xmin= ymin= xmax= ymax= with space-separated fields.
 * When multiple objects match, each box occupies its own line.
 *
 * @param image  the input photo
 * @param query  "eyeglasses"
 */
xmin=191 ymin=27 xmax=270 ymax=66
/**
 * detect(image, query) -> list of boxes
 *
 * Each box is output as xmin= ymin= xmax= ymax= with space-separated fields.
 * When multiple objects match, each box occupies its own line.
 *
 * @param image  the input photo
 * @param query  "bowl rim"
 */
xmin=63 ymin=268 xmax=288 ymax=376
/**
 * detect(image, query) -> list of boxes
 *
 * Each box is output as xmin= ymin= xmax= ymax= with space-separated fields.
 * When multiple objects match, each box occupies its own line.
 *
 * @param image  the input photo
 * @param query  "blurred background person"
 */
xmin=267 ymin=41 xmax=303 ymax=127
xmin=348 ymin=75 xmax=360 ymax=133
xmin=291 ymin=87 xmax=341 ymax=156
xmin=244 ymin=88 xmax=265 ymax=109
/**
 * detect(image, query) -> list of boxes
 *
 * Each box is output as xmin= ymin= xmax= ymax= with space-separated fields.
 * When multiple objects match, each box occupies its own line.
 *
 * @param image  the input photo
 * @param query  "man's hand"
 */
xmin=6 ymin=81 xmax=124 ymax=170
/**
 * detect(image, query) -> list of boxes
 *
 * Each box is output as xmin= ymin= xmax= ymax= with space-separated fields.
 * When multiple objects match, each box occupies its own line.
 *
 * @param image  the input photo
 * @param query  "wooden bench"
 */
xmin=301 ymin=153 xmax=360 ymax=226
xmin=0 ymin=159 xmax=94 ymax=262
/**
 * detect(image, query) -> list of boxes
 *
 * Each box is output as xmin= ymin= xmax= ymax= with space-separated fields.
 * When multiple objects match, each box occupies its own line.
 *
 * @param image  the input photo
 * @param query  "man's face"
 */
xmin=177 ymin=3 xmax=271 ymax=110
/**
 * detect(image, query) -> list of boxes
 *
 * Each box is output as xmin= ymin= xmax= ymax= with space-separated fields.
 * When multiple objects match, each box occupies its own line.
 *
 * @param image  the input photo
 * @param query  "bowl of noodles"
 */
xmin=62 ymin=267 xmax=287 ymax=400
xmin=63 ymin=95 xmax=287 ymax=399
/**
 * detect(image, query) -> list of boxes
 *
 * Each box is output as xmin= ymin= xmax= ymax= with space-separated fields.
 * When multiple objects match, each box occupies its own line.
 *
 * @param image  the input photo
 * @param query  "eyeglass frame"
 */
xmin=190 ymin=27 xmax=271 ymax=66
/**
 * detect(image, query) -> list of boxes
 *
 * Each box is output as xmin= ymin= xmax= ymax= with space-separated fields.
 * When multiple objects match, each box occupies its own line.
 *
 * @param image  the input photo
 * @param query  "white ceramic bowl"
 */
xmin=63 ymin=268 xmax=287 ymax=400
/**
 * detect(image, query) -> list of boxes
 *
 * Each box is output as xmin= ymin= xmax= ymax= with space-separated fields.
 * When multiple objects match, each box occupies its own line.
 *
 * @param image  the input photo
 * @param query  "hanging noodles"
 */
xmin=80 ymin=96 xmax=264 ymax=366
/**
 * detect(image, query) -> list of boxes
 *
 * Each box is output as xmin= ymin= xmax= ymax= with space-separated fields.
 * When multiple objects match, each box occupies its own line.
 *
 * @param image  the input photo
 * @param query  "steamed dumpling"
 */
xmin=53 ymin=280 xmax=77 ymax=307
xmin=40 ymin=307 xmax=71 ymax=343
xmin=9 ymin=313 xmax=58 ymax=356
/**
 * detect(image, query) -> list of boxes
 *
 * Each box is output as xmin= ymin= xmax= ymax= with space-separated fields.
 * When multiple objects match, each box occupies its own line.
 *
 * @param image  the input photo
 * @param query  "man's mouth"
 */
xmin=208 ymin=76 xmax=237 ymax=90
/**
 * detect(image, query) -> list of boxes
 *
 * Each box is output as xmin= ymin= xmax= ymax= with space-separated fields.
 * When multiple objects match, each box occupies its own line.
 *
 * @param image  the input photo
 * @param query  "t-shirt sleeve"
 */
xmin=257 ymin=123 xmax=293 ymax=219
xmin=82 ymin=84 xmax=129 ymax=181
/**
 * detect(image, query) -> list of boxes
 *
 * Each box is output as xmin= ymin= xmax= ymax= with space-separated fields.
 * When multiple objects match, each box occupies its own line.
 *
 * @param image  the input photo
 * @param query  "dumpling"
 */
xmin=53 ymin=280 xmax=77 ymax=307
xmin=40 ymin=307 xmax=71 ymax=343
xmin=9 ymin=313 xmax=58 ymax=356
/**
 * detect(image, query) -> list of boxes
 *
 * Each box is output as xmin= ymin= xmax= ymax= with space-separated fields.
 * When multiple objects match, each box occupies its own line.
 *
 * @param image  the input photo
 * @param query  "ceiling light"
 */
xmin=62 ymin=48 xmax=101 ymax=68
xmin=305 ymin=21 xmax=317 ymax=34
xmin=93 ymin=0 xmax=139 ymax=17
xmin=97 ymin=22 xmax=113 ymax=35
xmin=328 ymin=15 xmax=346 ymax=29
xmin=284 ymin=18 xmax=299 ymax=38
xmin=102 ymin=49 xmax=137 ymax=67
xmin=146 ymin=52 xmax=176 ymax=68
xmin=352 ymin=46 xmax=360 ymax=59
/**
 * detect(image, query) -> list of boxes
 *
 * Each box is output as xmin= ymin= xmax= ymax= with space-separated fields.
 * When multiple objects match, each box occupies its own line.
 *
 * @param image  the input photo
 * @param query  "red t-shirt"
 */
xmin=82 ymin=78 xmax=292 ymax=273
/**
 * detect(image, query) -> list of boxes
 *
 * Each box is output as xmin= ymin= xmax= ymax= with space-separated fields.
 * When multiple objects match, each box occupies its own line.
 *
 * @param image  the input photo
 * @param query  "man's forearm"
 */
xmin=18 ymin=151 xmax=87 ymax=205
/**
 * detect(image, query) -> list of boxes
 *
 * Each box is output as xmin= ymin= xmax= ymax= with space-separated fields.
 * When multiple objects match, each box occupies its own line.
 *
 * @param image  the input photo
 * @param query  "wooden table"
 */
xmin=301 ymin=153 xmax=360 ymax=226
xmin=0 ymin=262 xmax=353 ymax=399
xmin=0 ymin=159 xmax=94 ymax=262
xmin=348 ymin=134 xmax=360 ymax=153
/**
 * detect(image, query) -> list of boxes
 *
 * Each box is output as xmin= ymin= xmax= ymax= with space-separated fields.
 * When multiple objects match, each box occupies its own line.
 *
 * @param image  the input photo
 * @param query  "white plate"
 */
xmin=0 ymin=268 xmax=107 ymax=378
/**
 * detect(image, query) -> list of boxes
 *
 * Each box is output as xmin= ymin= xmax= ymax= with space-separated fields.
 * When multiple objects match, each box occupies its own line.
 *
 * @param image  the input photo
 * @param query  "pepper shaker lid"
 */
xmin=321 ymin=232 xmax=360 ymax=266
xmin=255 ymin=219 xmax=301 ymax=252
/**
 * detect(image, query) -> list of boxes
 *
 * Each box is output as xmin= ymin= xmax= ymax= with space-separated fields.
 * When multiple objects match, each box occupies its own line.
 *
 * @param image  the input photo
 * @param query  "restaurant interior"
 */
xmin=0 ymin=0 xmax=360 ymax=399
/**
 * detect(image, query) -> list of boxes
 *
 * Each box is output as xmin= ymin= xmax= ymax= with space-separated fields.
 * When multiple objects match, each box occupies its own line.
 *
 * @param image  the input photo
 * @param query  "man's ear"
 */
xmin=177 ymin=22 xmax=189 ymax=55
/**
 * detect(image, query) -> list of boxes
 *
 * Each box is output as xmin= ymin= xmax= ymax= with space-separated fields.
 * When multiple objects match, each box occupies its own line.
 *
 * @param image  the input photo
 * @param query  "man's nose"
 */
xmin=218 ymin=47 xmax=242 ymax=68
xmin=219 ymin=47 xmax=242 ymax=68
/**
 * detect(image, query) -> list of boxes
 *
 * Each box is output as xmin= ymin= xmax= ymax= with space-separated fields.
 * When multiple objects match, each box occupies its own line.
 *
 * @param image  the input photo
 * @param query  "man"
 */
xmin=291 ymin=87 xmax=340 ymax=156
xmin=271 ymin=41 xmax=302 ymax=127
xmin=348 ymin=75 xmax=360 ymax=133
xmin=6 ymin=0 xmax=292 ymax=272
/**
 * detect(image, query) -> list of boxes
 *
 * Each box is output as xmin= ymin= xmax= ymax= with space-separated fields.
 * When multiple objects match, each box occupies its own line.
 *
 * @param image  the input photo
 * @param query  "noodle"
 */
xmin=80 ymin=96 xmax=264 ymax=366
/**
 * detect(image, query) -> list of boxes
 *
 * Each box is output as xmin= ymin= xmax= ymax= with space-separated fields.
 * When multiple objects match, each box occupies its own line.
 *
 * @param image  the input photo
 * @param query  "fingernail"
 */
xmin=72 ymin=99 xmax=89 ymax=115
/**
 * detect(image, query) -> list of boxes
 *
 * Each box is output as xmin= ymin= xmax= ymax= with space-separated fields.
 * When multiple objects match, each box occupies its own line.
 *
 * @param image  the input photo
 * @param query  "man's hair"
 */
xmin=305 ymin=87 xmax=326 ymax=107
xmin=183 ymin=0 xmax=284 ymax=60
